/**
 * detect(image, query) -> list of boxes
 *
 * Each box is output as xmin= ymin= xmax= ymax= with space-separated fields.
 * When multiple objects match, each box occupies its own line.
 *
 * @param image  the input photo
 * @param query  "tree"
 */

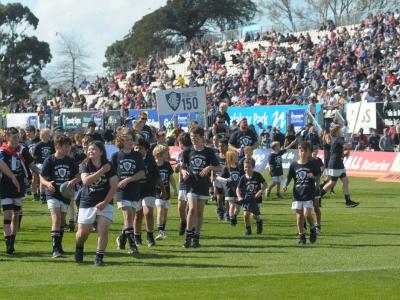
xmin=261 ymin=0 xmax=301 ymax=32
xmin=356 ymin=0 xmax=397 ymax=13
xmin=103 ymin=39 xmax=132 ymax=72
xmin=50 ymin=32 xmax=90 ymax=89
xmin=104 ymin=0 xmax=257 ymax=67
xmin=0 ymin=3 xmax=51 ymax=100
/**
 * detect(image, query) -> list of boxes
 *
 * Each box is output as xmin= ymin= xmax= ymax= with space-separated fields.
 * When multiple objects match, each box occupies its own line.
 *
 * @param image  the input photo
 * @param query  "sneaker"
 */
xmin=134 ymin=235 xmax=142 ymax=246
xmin=230 ymin=217 xmax=236 ymax=226
xmin=155 ymin=231 xmax=166 ymax=240
xmin=52 ymin=250 xmax=62 ymax=258
xmin=128 ymin=245 xmax=139 ymax=255
xmin=346 ymin=200 xmax=360 ymax=208
xmin=245 ymin=226 xmax=252 ymax=235
xmin=183 ymin=237 xmax=191 ymax=248
xmin=315 ymin=224 xmax=321 ymax=233
xmin=179 ymin=223 xmax=186 ymax=236
xmin=94 ymin=257 xmax=104 ymax=267
xmin=75 ymin=250 xmax=83 ymax=263
xmin=310 ymin=226 xmax=317 ymax=244
xmin=116 ymin=235 xmax=126 ymax=250
xmin=5 ymin=238 xmax=14 ymax=255
xmin=147 ymin=233 xmax=156 ymax=248
xmin=256 ymin=220 xmax=263 ymax=234
xmin=232 ymin=215 xmax=238 ymax=226
xmin=298 ymin=233 xmax=306 ymax=245
xmin=192 ymin=238 xmax=201 ymax=248
xmin=69 ymin=221 xmax=75 ymax=232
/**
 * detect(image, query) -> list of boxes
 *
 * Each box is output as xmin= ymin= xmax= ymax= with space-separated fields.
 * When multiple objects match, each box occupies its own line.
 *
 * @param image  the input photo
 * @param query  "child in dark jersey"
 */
xmin=153 ymin=144 xmax=176 ymax=240
xmin=236 ymin=159 xmax=267 ymax=235
xmin=283 ymin=141 xmax=319 ymax=245
xmin=217 ymin=150 xmax=242 ymax=226
xmin=266 ymin=141 xmax=286 ymax=199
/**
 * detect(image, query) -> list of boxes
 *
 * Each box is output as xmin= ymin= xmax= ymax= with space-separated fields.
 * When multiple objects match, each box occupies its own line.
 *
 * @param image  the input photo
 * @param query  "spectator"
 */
xmin=368 ymin=128 xmax=380 ymax=151
xmin=379 ymin=127 xmax=395 ymax=151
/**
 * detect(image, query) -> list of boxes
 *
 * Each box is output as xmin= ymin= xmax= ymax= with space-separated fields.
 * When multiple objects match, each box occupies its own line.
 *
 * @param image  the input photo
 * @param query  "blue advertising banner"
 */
xmin=253 ymin=148 xmax=271 ymax=171
xmin=128 ymin=109 xmax=206 ymax=130
xmin=288 ymin=109 xmax=306 ymax=132
xmin=228 ymin=104 xmax=321 ymax=133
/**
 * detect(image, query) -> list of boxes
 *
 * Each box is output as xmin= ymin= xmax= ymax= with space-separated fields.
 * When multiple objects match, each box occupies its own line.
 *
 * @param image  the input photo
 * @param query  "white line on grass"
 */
xmin=3 ymin=265 xmax=400 ymax=289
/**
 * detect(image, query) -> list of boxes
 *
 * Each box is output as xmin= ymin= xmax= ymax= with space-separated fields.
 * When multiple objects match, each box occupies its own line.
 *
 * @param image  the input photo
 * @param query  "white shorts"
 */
xmin=35 ymin=163 xmax=43 ymax=173
xmin=178 ymin=190 xmax=187 ymax=202
xmin=117 ymin=200 xmax=141 ymax=210
xmin=272 ymin=176 xmax=283 ymax=183
xmin=47 ymin=198 xmax=69 ymax=213
xmin=142 ymin=196 xmax=156 ymax=207
xmin=187 ymin=192 xmax=208 ymax=201
xmin=1 ymin=198 xmax=23 ymax=207
xmin=225 ymin=197 xmax=238 ymax=202
xmin=291 ymin=200 xmax=313 ymax=210
xmin=155 ymin=199 xmax=171 ymax=208
xmin=77 ymin=204 xmax=114 ymax=224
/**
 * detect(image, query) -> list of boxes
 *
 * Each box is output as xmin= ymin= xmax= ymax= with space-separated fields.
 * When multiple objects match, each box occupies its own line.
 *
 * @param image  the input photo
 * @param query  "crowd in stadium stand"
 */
xmin=6 ymin=11 xmax=400 ymax=137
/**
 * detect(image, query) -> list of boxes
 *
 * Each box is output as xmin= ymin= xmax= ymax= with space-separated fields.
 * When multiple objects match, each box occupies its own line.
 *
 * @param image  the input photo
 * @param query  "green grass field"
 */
xmin=0 ymin=175 xmax=399 ymax=299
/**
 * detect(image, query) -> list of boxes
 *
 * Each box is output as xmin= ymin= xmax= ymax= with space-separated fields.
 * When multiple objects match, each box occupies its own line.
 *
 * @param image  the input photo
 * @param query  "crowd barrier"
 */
xmin=169 ymin=146 xmax=400 ymax=179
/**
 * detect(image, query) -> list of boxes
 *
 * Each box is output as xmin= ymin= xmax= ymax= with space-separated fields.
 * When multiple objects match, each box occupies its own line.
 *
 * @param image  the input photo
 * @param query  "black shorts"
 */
xmin=215 ymin=187 xmax=224 ymax=195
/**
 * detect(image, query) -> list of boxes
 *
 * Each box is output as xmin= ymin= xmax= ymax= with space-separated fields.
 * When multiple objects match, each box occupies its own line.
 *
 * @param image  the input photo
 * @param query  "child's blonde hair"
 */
xmin=39 ymin=128 xmax=50 ymax=140
xmin=153 ymin=144 xmax=168 ymax=158
xmin=225 ymin=150 xmax=238 ymax=170
xmin=270 ymin=141 xmax=280 ymax=150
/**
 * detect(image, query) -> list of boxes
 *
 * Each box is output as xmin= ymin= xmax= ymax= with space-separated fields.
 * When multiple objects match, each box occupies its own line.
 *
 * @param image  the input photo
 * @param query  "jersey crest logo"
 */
xmin=123 ymin=162 xmax=132 ymax=171
xmin=232 ymin=173 xmax=239 ymax=182
xmin=247 ymin=183 xmax=255 ymax=192
xmin=58 ymin=168 xmax=66 ymax=178
xmin=298 ymin=170 xmax=307 ymax=181
xmin=193 ymin=158 xmax=203 ymax=168
xmin=43 ymin=148 xmax=50 ymax=156
xmin=240 ymin=137 xmax=250 ymax=146
xmin=166 ymin=91 xmax=181 ymax=111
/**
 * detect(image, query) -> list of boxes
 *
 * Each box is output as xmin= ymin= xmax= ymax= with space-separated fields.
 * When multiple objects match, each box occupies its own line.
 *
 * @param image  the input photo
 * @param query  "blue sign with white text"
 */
xmin=288 ymin=109 xmax=306 ymax=131
xmin=228 ymin=104 xmax=321 ymax=133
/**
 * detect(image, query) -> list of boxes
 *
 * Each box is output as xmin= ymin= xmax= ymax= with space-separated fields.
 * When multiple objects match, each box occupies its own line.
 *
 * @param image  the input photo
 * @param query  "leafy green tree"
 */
xmin=0 ymin=3 xmax=51 ymax=100
xmin=104 ymin=0 xmax=257 ymax=68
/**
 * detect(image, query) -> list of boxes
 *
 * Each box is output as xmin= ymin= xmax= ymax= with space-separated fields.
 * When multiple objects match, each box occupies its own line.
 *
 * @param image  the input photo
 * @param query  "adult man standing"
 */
xmin=229 ymin=118 xmax=258 ymax=156
xmin=138 ymin=112 xmax=154 ymax=143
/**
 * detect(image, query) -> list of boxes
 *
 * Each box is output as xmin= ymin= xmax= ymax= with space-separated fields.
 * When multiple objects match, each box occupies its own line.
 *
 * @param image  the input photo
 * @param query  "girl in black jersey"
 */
xmin=236 ymin=159 xmax=267 ymax=235
xmin=25 ymin=126 xmax=40 ymax=200
xmin=0 ymin=127 xmax=39 ymax=254
xmin=283 ymin=141 xmax=318 ymax=245
xmin=213 ymin=138 xmax=228 ymax=221
xmin=175 ymin=133 xmax=192 ymax=235
xmin=181 ymin=126 xmax=221 ymax=248
xmin=320 ymin=125 xmax=359 ymax=208
xmin=153 ymin=144 xmax=176 ymax=240
xmin=133 ymin=138 xmax=167 ymax=248
xmin=75 ymin=141 xmax=118 ymax=266
xmin=33 ymin=129 xmax=55 ymax=203
xmin=112 ymin=129 xmax=145 ymax=255
xmin=311 ymin=146 xmax=323 ymax=232
xmin=40 ymin=136 xmax=80 ymax=258
xmin=217 ymin=150 xmax=242 ymax=226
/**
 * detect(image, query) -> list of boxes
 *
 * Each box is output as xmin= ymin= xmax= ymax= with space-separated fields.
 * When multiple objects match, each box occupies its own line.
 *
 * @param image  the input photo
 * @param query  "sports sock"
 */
xmin=157 ymin=225 xmax=163 ymax=232
xmin=96 ymin=249 xmax=104 ymax=260
xmin=320 ymin=189 xmax=327 ymax=198
xmin=345 ymin=194 xmax=351 ymax=203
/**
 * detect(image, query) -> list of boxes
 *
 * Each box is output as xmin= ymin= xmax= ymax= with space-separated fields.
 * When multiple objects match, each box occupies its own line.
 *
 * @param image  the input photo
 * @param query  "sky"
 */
xmin=2 ymin=0 xmax=167 ymax=77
